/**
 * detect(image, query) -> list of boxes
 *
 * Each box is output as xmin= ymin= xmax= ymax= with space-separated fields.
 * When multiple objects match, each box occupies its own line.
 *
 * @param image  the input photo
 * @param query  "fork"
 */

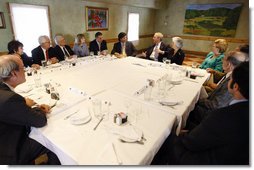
xmin=119 ymin=139 xmax=144 ymax=145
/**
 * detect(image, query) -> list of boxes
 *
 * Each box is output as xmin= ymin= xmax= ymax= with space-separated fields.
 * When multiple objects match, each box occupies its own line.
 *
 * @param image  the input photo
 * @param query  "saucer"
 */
xmin=69 ymin=109 xmax=91 ymax=125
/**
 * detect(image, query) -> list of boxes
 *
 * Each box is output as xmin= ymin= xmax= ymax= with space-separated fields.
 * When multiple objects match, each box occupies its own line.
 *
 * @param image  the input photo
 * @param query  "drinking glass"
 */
xmin=92 ymin=99 xmax=102 ymax=119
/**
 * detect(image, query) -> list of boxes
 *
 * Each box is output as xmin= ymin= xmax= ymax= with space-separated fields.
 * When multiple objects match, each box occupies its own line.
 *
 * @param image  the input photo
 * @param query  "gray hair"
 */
xmin=54 ymin=35 xmax=63 ymax=45
xmin=38 ymin=35 xmax=50 ymax=45
xmin=226 ymin=51 xmax=249 ymax=68
xmin=0 ymin=55 xmax=19 ymax=82
xmin=172 ymin=37 xmax=183 ymax=48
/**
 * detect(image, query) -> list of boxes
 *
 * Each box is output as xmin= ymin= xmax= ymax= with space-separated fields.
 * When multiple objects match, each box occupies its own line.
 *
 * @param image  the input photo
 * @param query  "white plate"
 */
xmin=170 ymin=79 xmax=183 ymax=85
xmin=69 ymin=110 xmax=91 ymax=125
xmin=159 ymin=100 xmax=183 ymax=106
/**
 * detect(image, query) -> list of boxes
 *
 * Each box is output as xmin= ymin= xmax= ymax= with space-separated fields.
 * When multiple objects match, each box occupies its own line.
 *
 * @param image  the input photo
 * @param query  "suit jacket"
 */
xmin=0 ymin=83 xmax=47 ymax=164
xmin=53 ymin=45 xmax=75 ymax=61
xmin=31 ymin=46 xmax=56 ymax=65
xmin=89 ymin=39 xmax=107 ymax=55
xmin=145 ymin=42 xmax=171 ymax=62
xmin=169 ymin=49 xmax=185 ymax=65
xmin=172 ymin=101 xmax=249 ymax=165
xmin=111 ymin=41 xmax=137 ymax=56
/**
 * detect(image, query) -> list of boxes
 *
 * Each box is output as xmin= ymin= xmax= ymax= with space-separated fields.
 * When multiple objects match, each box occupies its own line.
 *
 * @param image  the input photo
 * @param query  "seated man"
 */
xmin=139 ymin=32 xmax=171 ymax=62
xmin=0 ymin=55 xmax=60 ymax=165
xmin=153 ymin=61 xmax=249 ymax=165
xmin=111 ymin=32 xmax=137 ymax=58
xmin=89 ymin=32 xmax=108 ymax=56
xmin=53 ymin=34 xmax=75 ymax=61
xmin=32 ymin=35 xmax=58 ymax=66
xmin=186 ymin=51 xmax=248 ymax=129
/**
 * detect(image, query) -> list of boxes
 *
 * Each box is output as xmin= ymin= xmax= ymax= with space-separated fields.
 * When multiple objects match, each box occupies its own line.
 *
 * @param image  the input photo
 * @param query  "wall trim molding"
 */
xmin=164 ymin=34 xmax=249 ymax=44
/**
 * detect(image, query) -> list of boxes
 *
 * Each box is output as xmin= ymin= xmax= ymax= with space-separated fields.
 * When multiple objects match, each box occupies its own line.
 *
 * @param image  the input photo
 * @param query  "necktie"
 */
xmin=63 ymin=47 xmax=70 ymax=57
xmin=217 ymin=75 xmax=226 ymax=85
xmin=122 ymin=43 xmax=126 ymax=56
xmin=45 ymin=50 xmax=49 ymax=61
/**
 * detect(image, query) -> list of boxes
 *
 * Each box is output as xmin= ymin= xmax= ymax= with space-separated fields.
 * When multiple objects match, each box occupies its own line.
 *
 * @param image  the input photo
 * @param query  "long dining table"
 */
xmin=16 ymin=55 xmax=209 ymax=165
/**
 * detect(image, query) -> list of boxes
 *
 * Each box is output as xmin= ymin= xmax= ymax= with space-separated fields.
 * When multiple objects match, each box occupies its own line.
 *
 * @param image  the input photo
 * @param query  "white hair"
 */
xmin=38 ymin=35 xmax=50 ymax=45
xmin=172 ymin=37 xmax=183 ymax=48
xmin=0 ymin=55 xmax=19 ymax=81
xmin=54 ymin=35 xmax=64 ymax=45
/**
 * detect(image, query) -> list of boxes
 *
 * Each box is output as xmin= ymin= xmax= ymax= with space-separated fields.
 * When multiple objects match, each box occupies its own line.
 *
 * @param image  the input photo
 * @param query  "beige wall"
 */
xmin=0 ymin=0 xmax=156 ymax=53
xmin=155 ymin=0 xmax=249 ymax=53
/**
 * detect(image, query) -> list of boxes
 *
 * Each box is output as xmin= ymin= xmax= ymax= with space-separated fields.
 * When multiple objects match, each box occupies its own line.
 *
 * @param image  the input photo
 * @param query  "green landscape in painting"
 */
xmin=183 ymin=4 xmax=242 ymax=37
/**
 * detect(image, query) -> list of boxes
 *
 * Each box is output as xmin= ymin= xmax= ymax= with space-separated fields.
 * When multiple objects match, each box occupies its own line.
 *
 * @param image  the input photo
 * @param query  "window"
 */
xmin=127 ymin=13 xmax=139 ymax=41
xmin=9 ymin=3 xmax=50 ymax=56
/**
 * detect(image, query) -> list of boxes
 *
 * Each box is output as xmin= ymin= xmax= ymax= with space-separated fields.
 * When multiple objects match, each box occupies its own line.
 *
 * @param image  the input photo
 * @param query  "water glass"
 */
xmin=34 ymin=74 xmax=42 ymax=88
xmin=41 ymin=60 xmax=47 ymax=67
xmin=92 ymin=99 xmax=102 ymax=119
xmin=144 ymin=86 xmax=152 ymax=101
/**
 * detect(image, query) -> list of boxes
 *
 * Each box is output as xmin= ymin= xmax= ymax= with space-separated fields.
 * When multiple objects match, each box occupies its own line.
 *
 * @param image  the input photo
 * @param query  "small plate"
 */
xmin=170 ymin=79 xmax=183 ymax=85
xmin=159 ymin=100 xmax=183 ymax=106
xmin=69 ymin=110 xmax=91 ymax=125
xmin=50 ymin=63 xmax=62 ymax=68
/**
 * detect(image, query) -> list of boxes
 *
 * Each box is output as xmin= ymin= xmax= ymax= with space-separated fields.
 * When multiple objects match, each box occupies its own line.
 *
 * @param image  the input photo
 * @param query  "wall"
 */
xmin=0 ymin=0 xmax=157 ymax=53
xmin=155 ymin=0 xmax=249 ymax=54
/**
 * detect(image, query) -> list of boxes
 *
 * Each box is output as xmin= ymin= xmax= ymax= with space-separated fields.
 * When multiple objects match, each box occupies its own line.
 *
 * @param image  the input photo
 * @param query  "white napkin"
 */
xmin=97 ymin=142 xmax=122 ymax=165
xmin=109 ymin=125 xmax=142 ymax=142
xmin=192 ymin=69 xmax=206 ymax=77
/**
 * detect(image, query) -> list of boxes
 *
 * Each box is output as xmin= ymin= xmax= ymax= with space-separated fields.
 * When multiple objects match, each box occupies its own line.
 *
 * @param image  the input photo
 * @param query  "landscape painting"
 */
xmin=183 ymin=3 xmax=243 ymax=37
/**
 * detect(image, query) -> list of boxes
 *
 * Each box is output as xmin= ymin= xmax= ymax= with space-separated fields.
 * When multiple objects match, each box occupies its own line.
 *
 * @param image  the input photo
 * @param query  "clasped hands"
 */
xmin=25 ymin=97 xmax=51 ymax=114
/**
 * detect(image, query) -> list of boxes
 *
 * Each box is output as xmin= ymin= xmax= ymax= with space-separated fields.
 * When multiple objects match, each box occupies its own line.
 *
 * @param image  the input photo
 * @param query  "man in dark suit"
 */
xmin=186 ymin=51 xmax=249 ymax=129
xmin=111 ymin=32 xmax=137 ymax=58
xmin=0 ymin=55 xmax=60 ymax=165
xmin=53 ymin=35 xmax=75 ymax=61
xmin=31 ymin=35 xmax=59 ymax=66
xmin=140 ymin=32 xmax=172 ymax=62
xmin=89 ymin=32 xmax=108 ymax=56
xmin=152 ymin=61 xmax=249 ymax=165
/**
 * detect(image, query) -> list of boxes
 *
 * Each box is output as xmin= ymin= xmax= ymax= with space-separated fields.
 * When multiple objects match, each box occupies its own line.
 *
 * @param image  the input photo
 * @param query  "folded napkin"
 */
xmin=109 ymin=125 xmax=143 ymax=142
xmin=148 ymin=63 xmax=163 ymax=67
xmin=192 ymin=69 xmax=206 ymax=77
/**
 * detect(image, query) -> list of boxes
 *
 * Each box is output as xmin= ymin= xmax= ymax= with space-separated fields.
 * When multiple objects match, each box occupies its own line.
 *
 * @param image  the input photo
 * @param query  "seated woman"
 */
xmin=7 ymin=40 xmax=40 ymax=69
xmin=73 ymin=33 xmax=89 ymax=57
xmin=199 ymin=39 xmax=228 ymax=72
xmin=168 ymin=37 xmax=185 ymax=65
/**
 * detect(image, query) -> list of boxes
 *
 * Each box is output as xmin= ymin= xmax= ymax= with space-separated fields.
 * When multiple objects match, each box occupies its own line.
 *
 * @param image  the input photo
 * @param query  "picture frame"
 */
xmin=0 ymin=12 xmax=6 ymax=29
xmin=183 ymin=3 xmax=243 ymax=37
xmin=86 ymin=6 xmax=108 ymax=31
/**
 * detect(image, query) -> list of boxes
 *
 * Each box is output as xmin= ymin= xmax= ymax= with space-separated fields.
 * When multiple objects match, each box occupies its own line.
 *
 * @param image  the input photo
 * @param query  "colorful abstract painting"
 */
xmin=183 ymin=3 xmax=243 ymax=37
xmin=86 ymin=6 xmax=108 ymax=31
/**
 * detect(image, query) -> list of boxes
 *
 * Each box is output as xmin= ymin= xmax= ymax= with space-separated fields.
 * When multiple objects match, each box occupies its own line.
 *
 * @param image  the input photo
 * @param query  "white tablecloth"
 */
xmin=20 ymin=56 xmax=209 ymax=165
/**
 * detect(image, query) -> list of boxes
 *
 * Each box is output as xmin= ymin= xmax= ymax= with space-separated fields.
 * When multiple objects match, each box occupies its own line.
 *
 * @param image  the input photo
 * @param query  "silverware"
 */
xmin=112 ymin=143 xmax=122 ymax=165
xmin=50 ymin=101 xmax=58 ymax=109
xmin=64 ymin=110 xmax=79 ymax=120
xmin=167 ymin=85 xmax=175 ymax=91
xmin=93 ymin=114 xmax=105 ymax=130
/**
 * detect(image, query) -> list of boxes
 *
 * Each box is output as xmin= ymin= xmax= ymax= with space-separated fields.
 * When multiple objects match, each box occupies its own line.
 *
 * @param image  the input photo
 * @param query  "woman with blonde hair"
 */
xmin=73 ymin=34 xmax=89 ymax=57
xmin=199 ymin=39 xmax=228 ymax=72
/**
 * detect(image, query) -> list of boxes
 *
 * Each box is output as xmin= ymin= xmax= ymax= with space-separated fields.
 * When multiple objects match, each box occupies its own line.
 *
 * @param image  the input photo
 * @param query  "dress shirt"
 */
xmin=61 ymin=46 xmax=70 ymax=57
xmin=121 ymin=43 xmax=126 ymax=56
xmin=96 ymin=40 xmax=101 ymax=51
xmin=150 ymin=42 xmax=161 ymax=61
xmin=217 ymin=71 xmax=231 ymax=85
xmin=41 ymin=47 xmax=48 ymax=61
xmin=229 ymin=99 xmax=248 ymax=105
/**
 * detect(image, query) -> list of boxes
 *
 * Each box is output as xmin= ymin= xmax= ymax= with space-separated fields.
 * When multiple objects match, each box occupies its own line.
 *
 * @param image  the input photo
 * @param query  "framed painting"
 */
xmin=183 ymin=3 xmax=243 ymax=37
xmin=86 ymin=6 xmax=108 ymax=31
xmin=0 ymin=12 xmax=6 ymax=29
